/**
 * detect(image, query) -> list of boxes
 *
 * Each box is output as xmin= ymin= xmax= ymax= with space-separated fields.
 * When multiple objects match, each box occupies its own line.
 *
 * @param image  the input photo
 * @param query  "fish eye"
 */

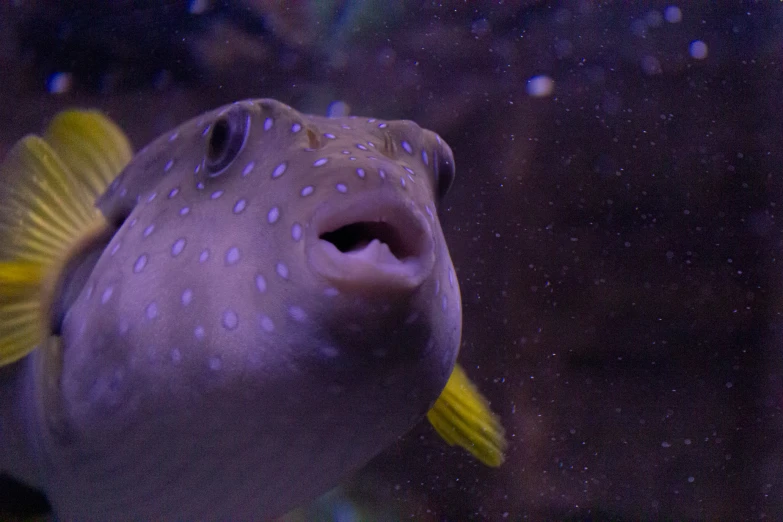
xmin=206 ymin=107 xmax=250 ymax=176
xmin=434 ymin=149 xmax=456 ymax=199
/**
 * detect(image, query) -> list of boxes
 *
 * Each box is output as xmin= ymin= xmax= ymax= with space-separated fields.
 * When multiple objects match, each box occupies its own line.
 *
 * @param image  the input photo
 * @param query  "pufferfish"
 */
xmin=0 ymin=99 xmax=506 ymax=520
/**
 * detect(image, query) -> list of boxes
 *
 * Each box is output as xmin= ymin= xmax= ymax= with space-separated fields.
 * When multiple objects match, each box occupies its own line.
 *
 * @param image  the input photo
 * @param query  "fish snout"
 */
xmin=306 ymin=190 xmax=435 ymax=294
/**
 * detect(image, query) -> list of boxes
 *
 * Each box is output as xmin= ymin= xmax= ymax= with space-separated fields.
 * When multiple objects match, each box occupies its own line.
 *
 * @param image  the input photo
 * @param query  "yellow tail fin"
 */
xmin=0 ymin=111 xmax=132 ymax=366
xmin=427 ymin=364 xmax=507 ymax=467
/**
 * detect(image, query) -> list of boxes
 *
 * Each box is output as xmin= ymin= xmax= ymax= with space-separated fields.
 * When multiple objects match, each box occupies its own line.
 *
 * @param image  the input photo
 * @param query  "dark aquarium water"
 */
xmin=0 ymin=1 xmax=781 ymax=520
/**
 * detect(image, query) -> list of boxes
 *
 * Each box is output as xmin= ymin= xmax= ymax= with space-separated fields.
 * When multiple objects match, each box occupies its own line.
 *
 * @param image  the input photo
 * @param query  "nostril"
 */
xmin=319 ymin=222 xmax=417 ymax=259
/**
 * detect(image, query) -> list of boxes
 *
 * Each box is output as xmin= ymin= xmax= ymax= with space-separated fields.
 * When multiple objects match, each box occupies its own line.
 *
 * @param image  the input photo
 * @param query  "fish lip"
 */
xmin=306 ymin=189 xmax=435 ymax=293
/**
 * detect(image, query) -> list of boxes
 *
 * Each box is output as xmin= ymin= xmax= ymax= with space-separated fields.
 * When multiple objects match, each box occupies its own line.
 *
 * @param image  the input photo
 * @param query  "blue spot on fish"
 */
xmin=172 ymin=238 xmax=186 ymax=257
xmin=242 ymin=162 xmax=255 ymax=177
xmin=255 ymin=274 xmax=267 ymax=293
xmin=133 ymin=254 xmax=148 ymax=273
xmin=271 ymin=162 xmax=287 ymax=179
xmin=226 ymin=247 xmax=240 ymax=265
xmin=146 ymin=302 xmax=158 ymax=320
xmin=181 ymin=288 xmax=193 ymax=306
xmin=222 ymin=309 xmax=238 ymax=330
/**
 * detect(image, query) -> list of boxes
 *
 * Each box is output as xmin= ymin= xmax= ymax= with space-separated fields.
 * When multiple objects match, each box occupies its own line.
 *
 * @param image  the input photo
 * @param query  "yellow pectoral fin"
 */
xmin=0 ymin=109 xmax=130 ymax=367
xmin=44 ymin=109 xmax=133 ymax=197
xmin=427 ymin=364 xmax=507 ymax=467
xmin=0 ymin=261 xmax=44 ymax=365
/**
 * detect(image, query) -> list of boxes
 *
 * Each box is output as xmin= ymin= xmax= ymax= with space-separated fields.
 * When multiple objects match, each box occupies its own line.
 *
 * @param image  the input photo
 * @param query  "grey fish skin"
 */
xmin=12 ymin=99 xmax=461 ymax=519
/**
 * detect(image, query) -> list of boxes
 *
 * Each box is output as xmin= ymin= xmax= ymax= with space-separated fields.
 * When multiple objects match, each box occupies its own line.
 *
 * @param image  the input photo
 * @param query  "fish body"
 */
xmin=0 ymin=99 xmax=504 ymax=520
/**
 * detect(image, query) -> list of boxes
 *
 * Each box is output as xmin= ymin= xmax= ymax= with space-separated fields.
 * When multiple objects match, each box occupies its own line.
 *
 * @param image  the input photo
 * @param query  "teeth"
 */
xmin=315 ymin=237 xmax=425 ymax=290
xmin=345 ymin=239 xmax=403 ymax=265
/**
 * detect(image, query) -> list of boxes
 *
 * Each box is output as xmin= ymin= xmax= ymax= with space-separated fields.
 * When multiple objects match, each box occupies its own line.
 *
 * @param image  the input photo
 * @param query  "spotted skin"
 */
xmin=21 ymin=99 xmax=462 ymax=519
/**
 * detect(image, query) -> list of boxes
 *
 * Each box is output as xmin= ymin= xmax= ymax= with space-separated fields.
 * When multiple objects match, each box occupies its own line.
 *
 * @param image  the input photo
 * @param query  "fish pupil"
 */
xmin=208 ymin=119 xmax=230 ymax=162
xmin=320 ymin=222 xmax=413 ymax=259
xmin=205 ymin=108 xmax=250 ymax=175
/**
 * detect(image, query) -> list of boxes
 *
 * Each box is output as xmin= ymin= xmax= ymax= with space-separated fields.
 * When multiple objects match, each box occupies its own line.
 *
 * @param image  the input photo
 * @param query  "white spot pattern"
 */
xmin=181 ymin=288 xmax=193 ymax=306
xmin=260 ymin=315 xmax=275 ymax=332
xmin=242 ymin=161 xmax=255 ymax=177
xmin=194 ymin=326 xmax=205 ymax=340
xmin=226 ymin=247 xmax=240 ymax=265
xmin=223 ymin=309 xmax=238 ymax=330
xmin=272 ymin=162 xmax=287 ymax=179
xmin=291 ymin=223 xmax=302 ymax=241
xmin=276 ymin=262 xmax=289 ymax=280
xmin=289 ymin=306 xmax=307 ymax=322
xmin=146 ymin=302 xmax=158 ymax=320
xmin=172 ymin=238 xmax=186 ymax=257
xmin=255 ymin=274 xmax=267 ymax=293
xmin=134 ymin=255 xmax=148 ymax=273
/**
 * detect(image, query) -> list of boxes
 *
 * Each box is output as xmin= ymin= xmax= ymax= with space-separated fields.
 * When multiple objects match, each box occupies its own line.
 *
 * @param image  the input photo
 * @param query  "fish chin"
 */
xmin=307 ymin=190 xmax=435 ymax=293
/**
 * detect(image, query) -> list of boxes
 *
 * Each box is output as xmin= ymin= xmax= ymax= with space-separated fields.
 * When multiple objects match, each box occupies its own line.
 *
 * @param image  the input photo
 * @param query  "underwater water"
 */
xmin=0 ymin=1 xmax=781 ymax=520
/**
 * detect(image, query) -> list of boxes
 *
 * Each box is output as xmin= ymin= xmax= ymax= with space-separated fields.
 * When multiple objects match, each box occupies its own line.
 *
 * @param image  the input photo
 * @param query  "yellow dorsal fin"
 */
xmin=0 ymin=111 xmax=133 ymax=366
xmin=427 ymin=364 xmax=507 ymax=467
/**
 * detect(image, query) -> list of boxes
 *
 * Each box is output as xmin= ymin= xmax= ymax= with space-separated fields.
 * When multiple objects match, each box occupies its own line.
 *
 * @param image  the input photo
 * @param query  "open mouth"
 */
xmin=307 ymin=192 xmax=435 ymax=293
xmin=319 ymin=221 xmax=416 ymax=261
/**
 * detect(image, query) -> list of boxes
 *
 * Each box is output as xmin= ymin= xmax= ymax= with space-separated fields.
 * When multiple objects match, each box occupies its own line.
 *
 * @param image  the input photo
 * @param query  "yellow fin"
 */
xmin=427 ymin=364 xmax=507 ymax=467
xmin=44 ymin=110 xmax=133 ymax=197
xmin=0 ymin=111 xmax=132 ymax=366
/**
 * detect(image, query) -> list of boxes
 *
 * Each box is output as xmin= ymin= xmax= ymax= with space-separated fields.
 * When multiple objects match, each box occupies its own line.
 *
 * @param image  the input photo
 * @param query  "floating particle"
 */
xmin=526 ymin=75 xmax=554 ymax=97
xmin=664 ymin=6 xmax=682 ymax=23
xmin=689 ymin=40 xmax=708 ymax=60
xmin=47 ymin=72 xmax=73 ymax=94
